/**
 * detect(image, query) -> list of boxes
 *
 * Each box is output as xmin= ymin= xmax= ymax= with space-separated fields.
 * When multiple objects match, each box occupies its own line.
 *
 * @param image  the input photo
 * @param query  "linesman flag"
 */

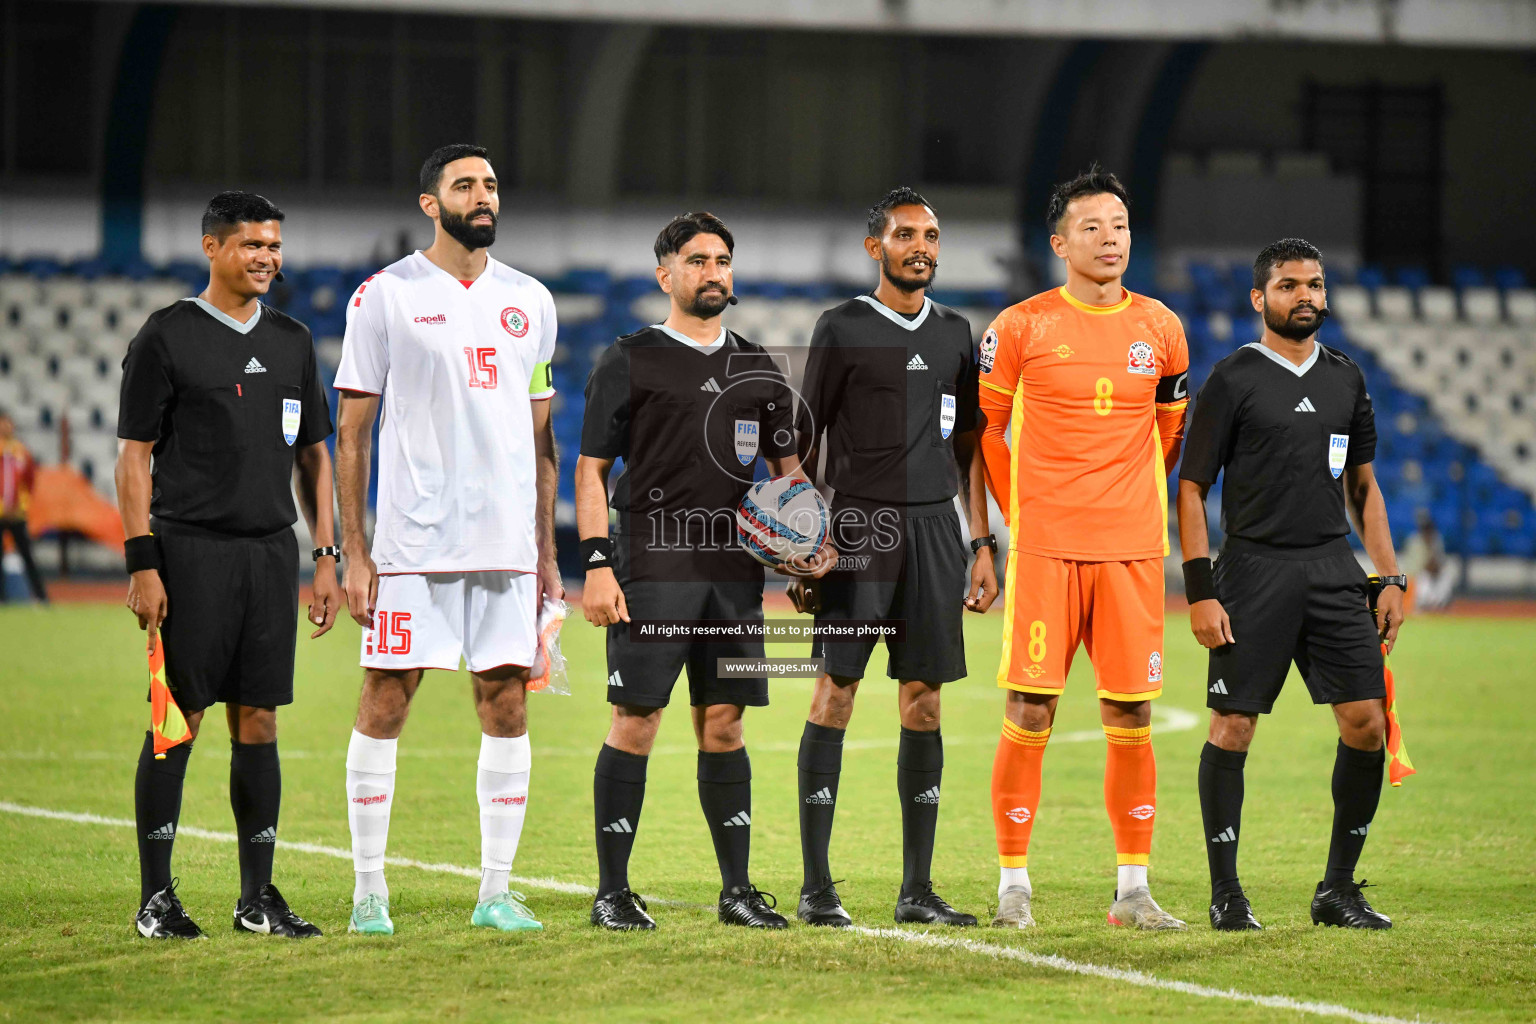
xmin=1382 ymin=648 xmax=1416 ymax=787
xmin=148 ymin=634 xmax=192 ymax=759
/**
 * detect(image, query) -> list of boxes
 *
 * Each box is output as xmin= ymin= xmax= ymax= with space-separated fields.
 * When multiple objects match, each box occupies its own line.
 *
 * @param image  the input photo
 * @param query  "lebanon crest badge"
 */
xmin=500 ymin=306 xmax=529 ymax=337
xmin=1127 ymin=341 xmax=1156 ymax=375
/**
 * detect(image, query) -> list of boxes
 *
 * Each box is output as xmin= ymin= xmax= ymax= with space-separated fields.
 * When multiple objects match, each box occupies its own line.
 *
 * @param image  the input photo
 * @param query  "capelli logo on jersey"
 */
xmin=491 ymin=795 xmax=527 ymax=807
xmin=351 ymin=794 xmax=388 ymax=806
xmin=413 ymin=314 xmax=448 ymax=324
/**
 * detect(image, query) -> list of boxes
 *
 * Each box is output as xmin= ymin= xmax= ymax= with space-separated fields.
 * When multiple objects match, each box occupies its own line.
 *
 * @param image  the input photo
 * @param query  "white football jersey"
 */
xmin=335 ymin=251 xmax=557 ymax=574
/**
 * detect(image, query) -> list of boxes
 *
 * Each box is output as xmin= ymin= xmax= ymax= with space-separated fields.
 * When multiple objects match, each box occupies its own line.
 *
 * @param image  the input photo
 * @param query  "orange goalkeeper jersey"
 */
xmin=979 ymin=286 xmax=1189 ymax=561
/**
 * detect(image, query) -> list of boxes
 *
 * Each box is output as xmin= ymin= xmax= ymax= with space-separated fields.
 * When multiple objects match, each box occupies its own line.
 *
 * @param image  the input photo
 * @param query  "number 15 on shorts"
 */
xmin=366 ymin=611 xmax=413 ymax=656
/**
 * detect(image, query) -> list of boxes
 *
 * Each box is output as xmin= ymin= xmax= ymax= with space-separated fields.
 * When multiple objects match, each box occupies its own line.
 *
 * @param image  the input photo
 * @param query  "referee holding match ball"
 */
xmin=116 ymin=191 xmax=339 ymax=940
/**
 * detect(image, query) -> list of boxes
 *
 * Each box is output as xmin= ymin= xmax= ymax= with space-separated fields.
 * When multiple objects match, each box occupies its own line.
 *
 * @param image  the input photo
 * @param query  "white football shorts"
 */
xmin=361 ymin=571 xmax=538 ymax=674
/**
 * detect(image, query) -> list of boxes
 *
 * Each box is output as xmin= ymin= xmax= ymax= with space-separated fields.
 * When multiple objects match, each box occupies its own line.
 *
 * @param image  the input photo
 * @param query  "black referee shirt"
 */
xmin=1180 ymin=341 xmax=1376 ymax=549
xmin=582 ymin=324 xmax=796 ymax=537
xmin=798 ymin=295 xmax=978 ymax=506
xmin=118 ymin=299 xmax=333 ymax=537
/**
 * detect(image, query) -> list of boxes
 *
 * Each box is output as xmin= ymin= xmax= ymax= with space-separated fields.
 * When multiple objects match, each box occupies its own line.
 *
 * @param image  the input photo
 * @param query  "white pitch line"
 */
xmin=1 ymin=798 xmax=1434 ymax=1024
xmin=0 ymin=705 xmax=1203 ymax=761
xmin=853 ymin=928 xmax=1435 ymax=1024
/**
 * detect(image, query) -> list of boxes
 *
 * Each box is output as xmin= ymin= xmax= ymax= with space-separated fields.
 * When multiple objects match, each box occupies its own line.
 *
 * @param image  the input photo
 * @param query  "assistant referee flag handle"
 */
xmin=124 ymin=534 xmax=169 ymax=655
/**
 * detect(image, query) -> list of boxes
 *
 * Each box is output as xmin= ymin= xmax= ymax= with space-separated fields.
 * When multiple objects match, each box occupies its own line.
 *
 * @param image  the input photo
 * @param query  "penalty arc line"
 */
xmin=0 ymin=799 xmax=1434 ymax=1024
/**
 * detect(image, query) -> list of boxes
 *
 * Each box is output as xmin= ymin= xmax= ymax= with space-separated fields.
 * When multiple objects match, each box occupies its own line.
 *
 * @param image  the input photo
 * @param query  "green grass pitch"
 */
xmin=0 ymin=599 xmax=1531 ymax=1023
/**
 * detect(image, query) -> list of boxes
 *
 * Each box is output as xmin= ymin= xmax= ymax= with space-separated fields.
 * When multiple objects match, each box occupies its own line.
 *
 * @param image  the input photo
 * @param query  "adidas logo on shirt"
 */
xmin=906 ymin=354 xmax=928 ymax=371
xmin=602 ymin=817 xmax=634 ymax=833
xmin=913 ymin=786 xmax=941 ymax=804
xmin=244 ymin=357 xmax=266 ymax=374
xmin=804 ymin=787 xmax=834 ymax=805
xmin=1294 ymin=397 xmax=1317 ymax=412
xmin=1210 ymin=826 xmax=1236 ymax=844
xmin=699 ymin=377 xmax=723 ymax=392
xmin=146 ymin=822 xmax=176 ymax=840
xmin=723 ymin=811 xmax=752 ymax=827
xmin=608 ymin=671 xmax=623 ymax=688
xmin=1210 ymin=679 xmax=1229 ymax=694
xmin=1350 ymin=823 xmax=1371 ymax=836
xmin=249 ymin=826 xmax=277 ymax=843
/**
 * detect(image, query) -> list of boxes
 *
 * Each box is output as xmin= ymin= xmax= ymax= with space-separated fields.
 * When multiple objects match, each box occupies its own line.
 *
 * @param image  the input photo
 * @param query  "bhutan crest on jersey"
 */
xmin=1147 ymin=651 xmax=1163 ymax=683
xmin=1127 ymin=341 xmax=1156 ymax=375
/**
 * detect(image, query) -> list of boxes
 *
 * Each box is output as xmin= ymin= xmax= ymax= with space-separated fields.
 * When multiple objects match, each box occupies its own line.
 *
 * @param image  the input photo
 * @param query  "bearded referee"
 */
xmin=1177 ymin=238 xmax=1405 ymax=932
xmin=788 ymin=187 xmax=997 ymax=928
xmin=117 ymin=191 xmax=337 ymax=939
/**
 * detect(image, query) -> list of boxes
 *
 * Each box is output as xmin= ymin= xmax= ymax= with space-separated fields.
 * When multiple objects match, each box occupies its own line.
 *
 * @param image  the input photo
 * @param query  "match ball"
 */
xmin=736 ymin=476 xmax=830 ymax=568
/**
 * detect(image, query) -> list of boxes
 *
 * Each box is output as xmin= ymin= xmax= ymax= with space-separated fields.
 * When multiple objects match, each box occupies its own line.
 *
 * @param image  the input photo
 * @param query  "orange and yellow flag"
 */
xmin=149 ymin=635 xmax=192 ymax=759
xmin=1382 ymin=647 xmax=1416 ymax=787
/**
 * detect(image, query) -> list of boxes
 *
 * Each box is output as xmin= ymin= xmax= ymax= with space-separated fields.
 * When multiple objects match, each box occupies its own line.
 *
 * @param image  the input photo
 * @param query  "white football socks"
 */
xmin=346 ymin=730 xmax=397 ymax=904
xmin=998 ymin=866 xmax=1031 ymax=900
xmin=1117 ymin=864 xmax=1148 ymax=900
xmin=476 ymin=733 xmax=532 ymax=903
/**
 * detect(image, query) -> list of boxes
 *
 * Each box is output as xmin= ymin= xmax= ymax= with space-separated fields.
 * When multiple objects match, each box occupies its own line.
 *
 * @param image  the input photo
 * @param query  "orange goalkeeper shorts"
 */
xmin=998 ymin=552 xmax=1165 ymax=701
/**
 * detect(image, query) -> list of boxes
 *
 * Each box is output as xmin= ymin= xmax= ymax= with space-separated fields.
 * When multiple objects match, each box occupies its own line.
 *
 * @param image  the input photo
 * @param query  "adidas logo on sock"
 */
xmin=244 ymin=357 xmax=266 ymax=374
xmin=249 ymin=826 xmax=277 ymax=843
xmin=906 ymin=354 xmax=928 ymax=370
xmin=723 ymin=811 xmax=752 ymax=827
xmin=1350 ymin=823 xmax=1370 ymax=836
xmin=1210 ymin=679 xmax=1229 ymax=694
xmin=602 ymin=817 xmax=634 ymax=833
xmin=1294 ymin=397 xmax=1316 ymax=412
xmin=914 ymin=786 xmax=941 ymax=804
xmin=1210 ymin=826 xmax=1236 ymax=843
xmin=146 ymin=822 xmax=176 ymax=840
xmin=699 ymin=377 xmax=723 ymax=392
xmin=804 ymin=787 xmax=834 ymax=805
xmin=608 ymin=671 xmax=623 ymax=688
xmin=589 ymin=549 xmax=607 ymax=563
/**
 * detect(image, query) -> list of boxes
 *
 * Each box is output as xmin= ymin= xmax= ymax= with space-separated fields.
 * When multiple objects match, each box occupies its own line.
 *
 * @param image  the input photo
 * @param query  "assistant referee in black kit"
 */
xmin=1177 ymin=238 xmax=1406 ymax=934
xmin=116 ymin=192 xmax=338 ymax=939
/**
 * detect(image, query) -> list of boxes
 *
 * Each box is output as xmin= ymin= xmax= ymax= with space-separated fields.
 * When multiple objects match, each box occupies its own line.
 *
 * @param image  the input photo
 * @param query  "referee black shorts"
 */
xmin=1206 ymin=536 xmax=1385 ymax=715
xmin=810 ymin=495 xmax=968 ymax=684
xmin=604 ymin=532 xmax=769 ymax=710
xmin=154 ymin=518 xmax=299 ymax=715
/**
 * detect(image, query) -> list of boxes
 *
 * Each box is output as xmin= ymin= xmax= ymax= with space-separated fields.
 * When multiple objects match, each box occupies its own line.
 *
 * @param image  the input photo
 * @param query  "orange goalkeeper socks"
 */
xmin=992 ymin=719 xmax=1050 ymax=867
xmin=1103 ymin=724 xmax=1155 ymax=866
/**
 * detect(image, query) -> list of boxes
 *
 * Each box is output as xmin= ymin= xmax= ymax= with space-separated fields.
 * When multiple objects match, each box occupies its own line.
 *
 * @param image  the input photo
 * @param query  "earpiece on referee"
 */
xmin=727 ymin=294 xmax=738 ymax=305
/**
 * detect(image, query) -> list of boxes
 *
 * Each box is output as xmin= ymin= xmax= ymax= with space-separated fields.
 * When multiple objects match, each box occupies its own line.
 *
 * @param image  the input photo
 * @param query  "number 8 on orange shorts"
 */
xmin=999 ymin=551 xmax=1165 ymax=701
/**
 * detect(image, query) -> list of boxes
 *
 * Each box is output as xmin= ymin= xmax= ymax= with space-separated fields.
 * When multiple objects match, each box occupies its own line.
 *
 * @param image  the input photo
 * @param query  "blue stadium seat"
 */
xmin=1355 ymin=265 xmax=1386 ymax=290
xmin=1493 ymin=266 xmax=1529 ymax=290
xmin=1452 ymin=265 xmax=1488 ymax=290
xmin=1394 ymin=266 xmax=1431 ymax=290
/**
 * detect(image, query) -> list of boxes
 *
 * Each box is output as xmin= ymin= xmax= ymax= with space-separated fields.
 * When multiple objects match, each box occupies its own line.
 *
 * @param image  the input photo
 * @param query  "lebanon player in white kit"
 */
xmin=334 ymin=145 xmax=562 ymax=936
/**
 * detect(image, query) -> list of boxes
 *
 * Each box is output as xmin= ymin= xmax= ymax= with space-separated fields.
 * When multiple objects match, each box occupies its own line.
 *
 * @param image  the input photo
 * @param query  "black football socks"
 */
xmin=1325 ymin=740 xmax=1385 ymax=886
xmin=698 ymin=748 xmax=753 ymax=893
xmin=135 ymin=731 xmax=192 ymax=907
xmin=798 ymin=722 xmax=845 ymax=892
xmin=896 ymin=727 xmax=943 ymax=898
xmin=594 ymin=744 xmax=648 ymax=896
xmin=230 ymin=740 xmax=281 ymax=905
xmin=1199 ymin=742 xmax=1247 ymax=900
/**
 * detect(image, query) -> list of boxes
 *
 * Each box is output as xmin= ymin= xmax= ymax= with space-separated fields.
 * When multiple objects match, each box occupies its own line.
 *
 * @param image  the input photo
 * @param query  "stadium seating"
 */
xmin=0 ymin=257 xmax=1530 ymax=556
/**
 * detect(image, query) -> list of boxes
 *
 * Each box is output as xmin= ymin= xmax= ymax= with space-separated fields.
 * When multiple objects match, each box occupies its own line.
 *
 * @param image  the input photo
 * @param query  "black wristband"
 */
xmin=125 ymin=534 xmax=161 ymax=575
xmin=580 ymin=536 xmax=613 ymax=571
xmin=1182 ymin=557 xmax=1217 ymax=603
xmin=970 ymin=534 xmax=998 ymax=554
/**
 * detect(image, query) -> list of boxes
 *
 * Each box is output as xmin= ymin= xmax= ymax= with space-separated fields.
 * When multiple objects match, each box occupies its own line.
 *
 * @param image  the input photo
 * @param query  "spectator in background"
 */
xmin=0 ymin=410 xmax=49 ymax=603
xmin=1400 ymin=509 xmax=1454 ymax=612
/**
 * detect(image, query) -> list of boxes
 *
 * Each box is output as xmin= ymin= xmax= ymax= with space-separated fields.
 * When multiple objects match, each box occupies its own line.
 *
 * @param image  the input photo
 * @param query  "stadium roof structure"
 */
xmin=82 ymin=0 xmax=1536 ymax=49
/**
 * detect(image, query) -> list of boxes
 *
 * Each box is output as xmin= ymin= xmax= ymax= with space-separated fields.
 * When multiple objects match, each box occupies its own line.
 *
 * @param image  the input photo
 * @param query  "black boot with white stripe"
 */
xmin=233 ymin=883 xmax=322 ymax=937
xmin=135 ymin=879 xmax=206 ymax=939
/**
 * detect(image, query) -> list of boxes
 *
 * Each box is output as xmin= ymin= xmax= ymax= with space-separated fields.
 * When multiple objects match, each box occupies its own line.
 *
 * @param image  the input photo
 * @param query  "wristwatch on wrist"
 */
xmin=1378 ymin=574 xmax=1408 ymax=591
xmin=970 ymin=534 xmax=998 ymax=554
xmin=312 ymin=546 xmax=341 ymax=561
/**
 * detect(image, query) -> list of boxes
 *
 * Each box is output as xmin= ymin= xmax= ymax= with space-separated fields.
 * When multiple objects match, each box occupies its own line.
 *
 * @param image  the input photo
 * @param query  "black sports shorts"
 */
xmin=1206 ymin=536 xmax=1385 ymax=715
xmin=810 ymin=495 xmax=968 ymax=683
xmin=154 ymin=517 xmax=299 ymax=714
xmin=605 ymin=531 xmax=769 ymax=709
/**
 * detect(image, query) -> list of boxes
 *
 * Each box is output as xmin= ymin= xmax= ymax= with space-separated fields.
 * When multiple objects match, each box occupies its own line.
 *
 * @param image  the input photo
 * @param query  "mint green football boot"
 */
xmin=472 ymin=891 xmax=543 ymax=932
xmin=348 ymin=893 xmax=394 ymax=935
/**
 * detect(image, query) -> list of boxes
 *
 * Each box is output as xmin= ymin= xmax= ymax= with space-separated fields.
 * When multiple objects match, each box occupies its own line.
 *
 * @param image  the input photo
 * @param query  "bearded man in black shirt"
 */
xmin=1177 ymin=237 xmax=1406 ymax=933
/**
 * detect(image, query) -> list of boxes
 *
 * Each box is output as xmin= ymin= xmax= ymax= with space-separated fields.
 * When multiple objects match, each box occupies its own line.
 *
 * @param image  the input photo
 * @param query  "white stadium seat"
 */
xmin=1374 ymin=286 xmax=1415 ymax=321
xmin=1418 ymin=286 xmax=1457 ymax=324
xmin=1463 ymin=287 xmax=1503 ymax=325
xmin=1507 ymin=289 xmax=1536 ymax=325
xmin=1330 ymin=284 xmax=1372 ymax=322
